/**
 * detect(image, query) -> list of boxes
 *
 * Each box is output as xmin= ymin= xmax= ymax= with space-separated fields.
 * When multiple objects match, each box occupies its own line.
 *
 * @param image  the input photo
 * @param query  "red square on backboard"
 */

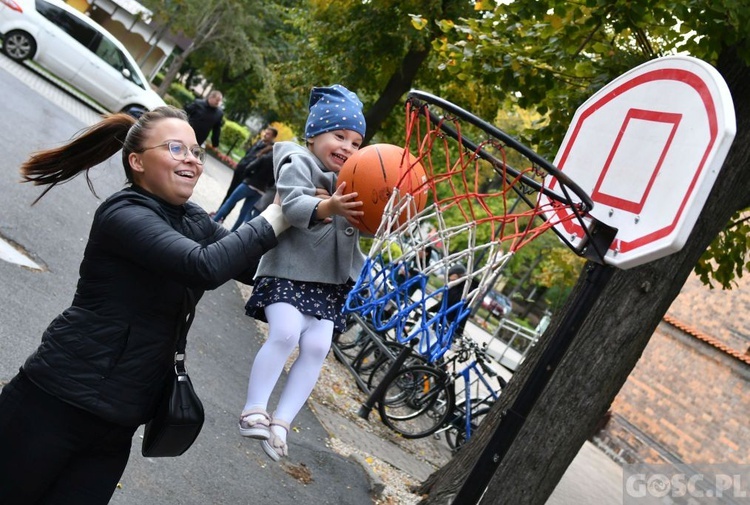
xmin=591 ymin=109 xmax=682 ymax=214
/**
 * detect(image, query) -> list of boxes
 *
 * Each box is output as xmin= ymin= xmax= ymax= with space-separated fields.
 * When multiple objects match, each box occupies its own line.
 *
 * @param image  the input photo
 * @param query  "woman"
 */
xmin=0 ymin=106 xmax=287 ymax=504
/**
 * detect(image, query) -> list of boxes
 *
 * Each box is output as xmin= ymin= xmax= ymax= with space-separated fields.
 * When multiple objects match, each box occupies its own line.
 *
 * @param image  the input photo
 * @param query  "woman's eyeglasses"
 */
xmin=139 ymin=141 xmax=206 ymax=164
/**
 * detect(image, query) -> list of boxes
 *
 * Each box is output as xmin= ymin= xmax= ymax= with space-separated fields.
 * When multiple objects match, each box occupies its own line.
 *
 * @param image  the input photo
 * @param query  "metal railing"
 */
xmin=482 ymin=318 xmax=540 ymax=372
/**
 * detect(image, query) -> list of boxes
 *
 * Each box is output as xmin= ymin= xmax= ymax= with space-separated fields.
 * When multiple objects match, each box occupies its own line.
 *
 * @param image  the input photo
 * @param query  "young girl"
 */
xmin=238 ymin=84 xmax=367 ymax=461
xmin=0 ymin=107 xmax=288 ymax=504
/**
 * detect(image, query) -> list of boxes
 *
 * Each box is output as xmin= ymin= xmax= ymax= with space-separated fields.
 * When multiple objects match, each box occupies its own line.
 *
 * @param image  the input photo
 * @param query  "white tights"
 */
xmin=243 ymin=302 xmax=334 ymax=428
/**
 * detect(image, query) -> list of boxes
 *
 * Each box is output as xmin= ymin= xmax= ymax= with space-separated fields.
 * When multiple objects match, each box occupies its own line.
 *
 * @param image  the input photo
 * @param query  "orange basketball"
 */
xmin=337 ymin=144 xmax=427 ymax=234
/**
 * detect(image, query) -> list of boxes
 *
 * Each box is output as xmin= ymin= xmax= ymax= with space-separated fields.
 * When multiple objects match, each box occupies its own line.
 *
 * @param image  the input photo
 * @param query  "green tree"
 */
xmin=695 ymin=209 xmax=750 ymax=288
xmin=186 ymin=0 xmax=300 ymax=123
xmin=140 ymin=0 xmax=264 ymax=97
xmin=270 ymin=0 xmax=478 ymax=143
xmin=159 ymin=0 xmax=746 ymax=293
xmin=413 ymin=1 xmax=750 ymax=503
xmin=501 ymin=234 xmax=584 ymax=312
xmin=423 ymin=0 xmax=750 ymax=289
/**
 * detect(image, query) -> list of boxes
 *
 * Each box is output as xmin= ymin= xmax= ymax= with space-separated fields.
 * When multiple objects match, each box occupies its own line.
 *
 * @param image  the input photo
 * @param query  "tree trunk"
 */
xmin=156 ymin=44 xmax=195 ymax=97
xmin=363 ymin=46 xmax=431 ymax=145
xmin=416 ymin=46 xmax=750 ymax=505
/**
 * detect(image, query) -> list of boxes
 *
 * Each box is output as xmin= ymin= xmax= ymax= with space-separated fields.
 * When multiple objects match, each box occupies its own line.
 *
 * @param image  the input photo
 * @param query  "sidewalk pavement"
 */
xmin=312 ymin=401 xmax=440 ymax=482
xmin=3 ymin=53 xmax=624 ymax=503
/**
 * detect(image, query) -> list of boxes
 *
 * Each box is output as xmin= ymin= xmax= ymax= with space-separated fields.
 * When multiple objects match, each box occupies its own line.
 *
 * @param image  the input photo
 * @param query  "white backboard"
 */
xmin=542 ymin=55 xmax=736 ymax=269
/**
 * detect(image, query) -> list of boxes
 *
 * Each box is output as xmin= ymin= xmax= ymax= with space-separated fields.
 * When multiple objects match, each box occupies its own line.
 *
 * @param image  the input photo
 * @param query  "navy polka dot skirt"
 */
xmin=245 ymin=277 xmax=352 ymax=333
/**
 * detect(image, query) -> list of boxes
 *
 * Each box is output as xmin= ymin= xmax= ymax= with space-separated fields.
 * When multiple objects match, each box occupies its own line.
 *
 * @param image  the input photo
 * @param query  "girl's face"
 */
xmin=129 ymin=118 xmax=204 ymax=205
xmin=308 ymin=129 xmax=363 ymax=173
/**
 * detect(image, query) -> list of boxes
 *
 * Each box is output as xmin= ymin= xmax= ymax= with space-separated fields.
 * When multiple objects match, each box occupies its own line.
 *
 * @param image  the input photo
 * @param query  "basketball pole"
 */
xmin=451 ymin=258 xmax=615 ymax=504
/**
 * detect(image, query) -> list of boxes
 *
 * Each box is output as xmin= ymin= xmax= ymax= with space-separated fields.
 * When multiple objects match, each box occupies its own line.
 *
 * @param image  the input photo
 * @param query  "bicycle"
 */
xmin=333 ymin=303 xmax=428 ymax=394
xmin=331 ymin=313 xmax=411 ymax=392
xmin=375 ymin=336 xmax=507 ymax=451
xmin=332 ymin=314 xmax=371 ymax=362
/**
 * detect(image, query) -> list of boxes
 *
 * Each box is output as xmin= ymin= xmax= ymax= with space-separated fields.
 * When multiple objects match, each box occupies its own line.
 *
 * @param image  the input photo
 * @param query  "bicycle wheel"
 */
xmin=332 ymin=322 xmax=370 ymax=362
xmin=352 ymin=341 xmax=402 ymax=388
xmin=445 ymin=405 xmax=492 ymax=452
xmin=366 ymin=346 xmax=426 ymax=391
xmin=377 ymin=365 xmax=455 ymax=439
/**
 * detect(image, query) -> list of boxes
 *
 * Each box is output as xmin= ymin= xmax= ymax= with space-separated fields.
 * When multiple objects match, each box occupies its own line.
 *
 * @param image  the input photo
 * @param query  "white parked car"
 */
xmin=0 ymin=0 xmax=165 ymax=116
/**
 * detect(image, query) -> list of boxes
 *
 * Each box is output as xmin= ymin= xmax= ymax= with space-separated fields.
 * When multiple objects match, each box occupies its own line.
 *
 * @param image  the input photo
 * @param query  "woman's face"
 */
xmin=308 ymin=129 xmax=362 ymax=173
xmin=129 ymin=118 xmax=203 ymax=205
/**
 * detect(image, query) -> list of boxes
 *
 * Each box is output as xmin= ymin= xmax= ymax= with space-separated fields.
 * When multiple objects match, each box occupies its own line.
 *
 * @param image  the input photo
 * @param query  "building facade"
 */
xmin=66 ymin=0 xmax=185 ymax=80
xmin=594 ymin=275 xmax=750 ymax=467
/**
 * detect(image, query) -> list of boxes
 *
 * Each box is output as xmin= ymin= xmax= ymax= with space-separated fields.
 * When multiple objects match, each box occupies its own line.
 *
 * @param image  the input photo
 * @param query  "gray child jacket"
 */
xmin=254 ymin=141 xmax=365 ymax=285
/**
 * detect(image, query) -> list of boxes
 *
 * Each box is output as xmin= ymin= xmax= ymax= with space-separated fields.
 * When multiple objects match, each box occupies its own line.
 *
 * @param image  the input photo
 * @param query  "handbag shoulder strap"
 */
xmin=175 ymin=289 xmax=197 ymax=367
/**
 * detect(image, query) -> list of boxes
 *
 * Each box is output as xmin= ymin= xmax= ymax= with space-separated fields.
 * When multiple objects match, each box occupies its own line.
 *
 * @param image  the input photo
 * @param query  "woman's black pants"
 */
xmin=0 ymin=371 xmax=137 ymax=504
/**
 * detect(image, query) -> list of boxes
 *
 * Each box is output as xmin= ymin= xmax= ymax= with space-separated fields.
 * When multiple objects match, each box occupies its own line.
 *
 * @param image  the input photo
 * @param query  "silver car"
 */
xmin=0 ymin=0 xmax=165 ymax=116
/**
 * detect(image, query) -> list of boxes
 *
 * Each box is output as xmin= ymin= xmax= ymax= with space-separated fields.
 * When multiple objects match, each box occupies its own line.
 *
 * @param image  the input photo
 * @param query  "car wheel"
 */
xmin=2 ymin=30 xmax=36 ymax=62
xmin=122 ymin=106 xmax=146 ymax=119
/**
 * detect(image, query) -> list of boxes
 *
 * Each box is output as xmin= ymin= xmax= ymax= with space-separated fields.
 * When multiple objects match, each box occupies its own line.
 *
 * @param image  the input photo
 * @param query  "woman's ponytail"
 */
xmin=20 ymin=106 xmax=188 ymax=205
xmin=21 ymin=113 xmax=135 ymax=204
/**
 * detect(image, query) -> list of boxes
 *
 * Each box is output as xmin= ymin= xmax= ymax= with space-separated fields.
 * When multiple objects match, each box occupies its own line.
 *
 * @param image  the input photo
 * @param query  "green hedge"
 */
xmin=169 ymin=83 xmax=195 ymax=108
xmin=221 ymin=120 xmax=250 ymax=158
xmin=163 ymin=94 xmax=183 ymax=108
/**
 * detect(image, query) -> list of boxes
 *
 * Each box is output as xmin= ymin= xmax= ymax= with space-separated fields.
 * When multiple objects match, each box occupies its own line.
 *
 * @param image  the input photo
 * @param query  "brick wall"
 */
xmin=595 ymin=320 xmax=750 ymax=465
xmin=667 ymin=276 xmax=750 ymax=355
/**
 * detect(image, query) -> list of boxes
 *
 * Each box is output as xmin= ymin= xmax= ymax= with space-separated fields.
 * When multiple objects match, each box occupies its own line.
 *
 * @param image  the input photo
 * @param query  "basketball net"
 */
xmin=345 ymin=91 xmax=595 ymax=362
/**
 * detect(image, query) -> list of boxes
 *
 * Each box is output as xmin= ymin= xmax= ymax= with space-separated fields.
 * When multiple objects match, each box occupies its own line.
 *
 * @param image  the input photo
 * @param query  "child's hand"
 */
xmin=313 ymin=187 xmax=333 ymax=223
xmin=315 ymin=182 xmax=363 ymax=225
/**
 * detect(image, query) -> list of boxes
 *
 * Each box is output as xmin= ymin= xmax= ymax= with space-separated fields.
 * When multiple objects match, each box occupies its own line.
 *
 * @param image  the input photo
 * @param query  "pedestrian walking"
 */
xmin=217 ymin=127 xmax=278 ymax=209
xmin=213 ymin=151 xmax=275 ymax=231
xmin=185 ymin=89 xmax=224 ymax=147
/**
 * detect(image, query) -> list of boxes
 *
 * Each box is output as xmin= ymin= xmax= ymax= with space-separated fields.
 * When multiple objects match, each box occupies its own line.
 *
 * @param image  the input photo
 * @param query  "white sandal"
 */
xmin=238 ymin=408 xmax=271 ymax=440
xmin=261 ymin=419 xmax=290 ymax=461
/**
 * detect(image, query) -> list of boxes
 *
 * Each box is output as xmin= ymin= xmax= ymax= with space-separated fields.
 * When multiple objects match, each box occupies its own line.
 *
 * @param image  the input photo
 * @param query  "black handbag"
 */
xmin=142 ymin=291 xmax=205 ymax=457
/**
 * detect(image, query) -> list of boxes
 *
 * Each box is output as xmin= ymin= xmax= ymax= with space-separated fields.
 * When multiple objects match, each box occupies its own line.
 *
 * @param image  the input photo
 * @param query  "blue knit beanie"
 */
xmin=304 ymin=84 xmax=366 ymax=139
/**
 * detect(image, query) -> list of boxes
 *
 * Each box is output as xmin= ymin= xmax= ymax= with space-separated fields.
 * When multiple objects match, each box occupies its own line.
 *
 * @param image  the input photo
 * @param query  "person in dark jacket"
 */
xmin=212 ymin=152 xmax=275 ymax=231
xmin=0 ymin=106 xmax=288 ymax=504
xmin=185 ymin=89 xmax=224 ymax=146
xmin=217 ymin=126 xmax=278 ymax=208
